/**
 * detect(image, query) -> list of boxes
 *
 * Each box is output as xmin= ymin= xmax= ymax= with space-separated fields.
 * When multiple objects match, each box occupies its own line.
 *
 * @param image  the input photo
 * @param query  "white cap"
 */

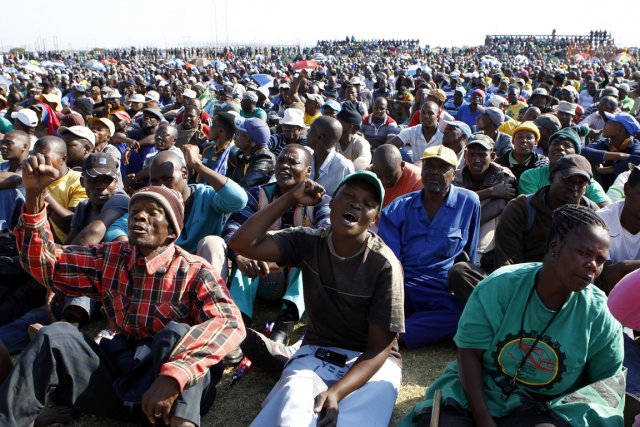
xmin=128 ymin=94 xmax=145 ymax=103
xmin=57 ymin=125 xmax=96 ymax=147
xmin=104 ymin=89 xmax=122 ymax=99
xmin=182 ymin=89 xmax=197 ymax=99
xmin=281 ymin=108 xmax=306 ymax=128
xmin=11 ymin=109 xmax=38 ymax=127
xmin=145 ymin=90 xmax=160 ymax=102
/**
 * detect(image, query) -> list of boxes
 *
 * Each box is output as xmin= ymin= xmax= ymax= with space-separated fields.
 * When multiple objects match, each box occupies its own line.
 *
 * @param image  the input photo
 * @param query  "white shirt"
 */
xmin=397 ymin=125 xmax=443 ymax=163
xmin=579 ymin=112 xmax=606 ymax=131
xmin=578 ymin=90 xmax=595 ymax=110
xmin=335 ymin=134 xmax=371 ymax=168
xmin=597 ymin=201 xmax=640 ymax=262
xmin=311 ymin=149 xmax=354 ymax=196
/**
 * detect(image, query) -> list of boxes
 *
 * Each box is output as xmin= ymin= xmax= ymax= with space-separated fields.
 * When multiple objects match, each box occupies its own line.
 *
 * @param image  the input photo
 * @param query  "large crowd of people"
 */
xmin=0 ymin=32 xmax=639 ymax=426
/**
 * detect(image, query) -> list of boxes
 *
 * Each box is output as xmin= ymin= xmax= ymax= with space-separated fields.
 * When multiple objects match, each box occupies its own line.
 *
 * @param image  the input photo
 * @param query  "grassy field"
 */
xmin=42 ymin=299 xmax=456 ymax=427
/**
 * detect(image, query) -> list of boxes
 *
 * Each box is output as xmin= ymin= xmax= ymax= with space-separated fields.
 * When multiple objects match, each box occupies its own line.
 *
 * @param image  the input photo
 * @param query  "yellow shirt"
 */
xmin=304 ymin=112 xmax=321 ymax=126
xmin=47 ymin=169 xmax=87 ymax=242
xmin=506 ymin=101 xmax=528 ymax=119
xmin=498 ymin=119 xmax=521 ymax=137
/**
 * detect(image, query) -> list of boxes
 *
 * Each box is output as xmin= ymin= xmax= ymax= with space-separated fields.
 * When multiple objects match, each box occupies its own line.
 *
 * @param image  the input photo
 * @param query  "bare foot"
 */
xmin=33 ymin=406 xmax=74 ymax=427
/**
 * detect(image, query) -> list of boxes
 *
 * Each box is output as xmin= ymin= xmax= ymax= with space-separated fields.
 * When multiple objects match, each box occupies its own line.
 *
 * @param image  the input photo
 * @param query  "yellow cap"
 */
xmin=420 ymin=145 xmax=458 ymax=168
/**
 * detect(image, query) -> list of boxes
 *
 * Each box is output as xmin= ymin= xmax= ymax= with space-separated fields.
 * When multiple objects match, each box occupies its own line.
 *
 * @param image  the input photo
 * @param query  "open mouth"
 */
xmin=342 ymin=211 xmax=359 ymax=224
xmin=129 ymin=225 xmax=148 ymax=234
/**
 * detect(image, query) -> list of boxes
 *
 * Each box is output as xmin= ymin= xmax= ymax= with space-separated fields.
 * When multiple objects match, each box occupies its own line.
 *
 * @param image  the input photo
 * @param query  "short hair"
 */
xmin=184 ymin=103 xmax=201 ymax=116
xmin=546 ymin=205 xmax=608 ymax=251
xmin=279 ymin=143 xmax=312 ymax=167
xmin=213 ymin=114 xmax=235 ymax=137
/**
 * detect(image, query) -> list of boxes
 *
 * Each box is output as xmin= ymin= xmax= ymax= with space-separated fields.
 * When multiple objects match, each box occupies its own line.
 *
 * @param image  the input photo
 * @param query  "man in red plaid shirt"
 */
xmin=0 ymin=150 xmax=245 ymax=427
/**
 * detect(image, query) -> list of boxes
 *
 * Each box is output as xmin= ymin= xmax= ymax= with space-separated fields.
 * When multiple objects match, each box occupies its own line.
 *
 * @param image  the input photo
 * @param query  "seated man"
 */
xmin=448 ymin=154 xmax=599 ymax=304
xmin=200 ymin=111 xmax=240 ymax=178
xmin=495 ymin=154 xmax=597 ymax=268
xmin=267 ymin=108 xmax=307 ymax=158
xmin=0 ymin=130 xmax=29 ymax=231
xmin=361 ymin=97 xmax=399 ymax=150
xmin=390 ymin=100 xmax=442 ymax=164
xmin=379 ymin=146 xmax=480 ymax=349
xmin=451 ymin=134 xmax=516 ymax=273
xmin=34 ymin=136 xmax=88 ymax=244
xmin=223 ymin=144 xmax=330 ymax=344
xmin=475 ymin=106 xmax=513 ymax=157
xmin=57 ymin=125 xmax=94 ymax=170
xmin=227 ymin=117 xmax=276 ymax=189
xmin=0 ymin=153 xmax=129 ymax=353
xmin=306 ymin=116 xmax=354 ymax=196
xmin=496 ymin=121 xmax=549 ymax=182
xmin=582 ymin=112 xmax=640 ymax=190
xmin=519 ymin=128 xmax=611 ymax=207
xmin=229 ymin=171 xmax=404 ymax=427
xmin=336 ymin=102 xmax=371 ymax=170
xmin=370 ymin=144 xmax=423 ymax=210
xmin=0 ymin=166 xmax=245 ymax=425
xmin=148 ymin=149 xmax=247 ymax=281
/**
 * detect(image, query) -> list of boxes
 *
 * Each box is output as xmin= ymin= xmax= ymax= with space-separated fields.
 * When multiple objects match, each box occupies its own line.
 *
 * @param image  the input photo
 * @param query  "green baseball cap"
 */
xmin=334 ymin=170 xmax=385 ymax=212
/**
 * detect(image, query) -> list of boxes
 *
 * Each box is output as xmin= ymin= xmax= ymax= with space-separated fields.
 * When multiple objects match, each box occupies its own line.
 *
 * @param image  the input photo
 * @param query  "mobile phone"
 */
xmin=315 ymin=348 xmax=348 ymax=367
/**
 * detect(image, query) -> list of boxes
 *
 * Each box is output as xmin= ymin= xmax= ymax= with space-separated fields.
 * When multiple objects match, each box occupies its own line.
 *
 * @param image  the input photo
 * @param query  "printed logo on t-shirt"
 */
xmin=492 ymin=331 xmax=568 ymax=390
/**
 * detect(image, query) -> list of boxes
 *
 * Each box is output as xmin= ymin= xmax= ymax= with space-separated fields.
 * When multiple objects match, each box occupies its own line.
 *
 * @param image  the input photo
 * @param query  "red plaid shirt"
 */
xmin=16 ymin=207 xmax=245 ymax=391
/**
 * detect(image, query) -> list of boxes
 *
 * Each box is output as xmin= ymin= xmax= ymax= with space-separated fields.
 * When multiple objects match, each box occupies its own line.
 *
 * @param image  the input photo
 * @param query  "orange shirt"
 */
xmin=383 ymin=163 xmax=423 ymax=209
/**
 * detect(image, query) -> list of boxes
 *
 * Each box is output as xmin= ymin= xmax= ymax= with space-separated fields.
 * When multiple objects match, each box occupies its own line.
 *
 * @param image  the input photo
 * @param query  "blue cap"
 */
xmin=444 ymin=120 xmax=472 ymax=139
xmin=322 ymin=99 xmax=341 ymax=113
xmin=604 ymin=112 xmax=640 ymax=137
xmin=242 ymin=117 xmax=270 ymax=146
xmin=233 ymin=115 xmax=246 ymax=132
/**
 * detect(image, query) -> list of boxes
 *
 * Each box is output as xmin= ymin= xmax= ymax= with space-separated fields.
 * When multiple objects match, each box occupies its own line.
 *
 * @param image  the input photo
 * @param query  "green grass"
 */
xmin=34 ymin=299 xmax=456 ymax=426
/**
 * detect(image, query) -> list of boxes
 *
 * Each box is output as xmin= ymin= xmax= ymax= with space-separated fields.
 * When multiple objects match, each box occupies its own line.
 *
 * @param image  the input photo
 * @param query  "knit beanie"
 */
xmin=513 ymin=121 xmax=541 ymax=141
xmin=548 ymin=128 xmax=582 ymax=154
xmin=337 ymin=101 xmax=362 ymax=126
xmin=130 ymin=186 xmax=184 ymax=239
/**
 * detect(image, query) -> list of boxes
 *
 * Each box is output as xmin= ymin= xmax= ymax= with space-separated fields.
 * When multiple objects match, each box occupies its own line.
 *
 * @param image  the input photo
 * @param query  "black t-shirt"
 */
xmin=271 ymin=227 xmax=405 ymax=365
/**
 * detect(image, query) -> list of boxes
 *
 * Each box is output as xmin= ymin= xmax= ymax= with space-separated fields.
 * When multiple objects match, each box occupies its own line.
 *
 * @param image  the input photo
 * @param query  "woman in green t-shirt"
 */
xmin=400 ymin=204 xmax=625 ymax=427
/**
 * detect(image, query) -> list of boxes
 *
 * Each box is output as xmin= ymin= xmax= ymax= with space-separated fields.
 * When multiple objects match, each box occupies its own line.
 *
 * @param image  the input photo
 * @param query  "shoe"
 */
xmin=270 ymin=320 xmax=294 ymax=345
xmin=224 ymin=346 xmax=244 ymax=364
xmin=240 ymin=328 xmax=296 ymax=380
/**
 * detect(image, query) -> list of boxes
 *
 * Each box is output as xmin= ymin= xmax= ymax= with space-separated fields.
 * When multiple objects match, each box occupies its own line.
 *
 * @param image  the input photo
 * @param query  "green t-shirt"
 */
xmin=240 ymin=107 xmax=267 ymax=121
xmin=519 ymin=165 xmax=610 ymax=205
xmin=400 ymin=263 xmax=623 ymax=426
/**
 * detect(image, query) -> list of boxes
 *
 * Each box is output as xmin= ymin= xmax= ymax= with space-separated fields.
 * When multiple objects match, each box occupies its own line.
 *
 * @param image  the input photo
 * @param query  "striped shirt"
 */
xmin=16 ymin=207 xmax=245 ymax=391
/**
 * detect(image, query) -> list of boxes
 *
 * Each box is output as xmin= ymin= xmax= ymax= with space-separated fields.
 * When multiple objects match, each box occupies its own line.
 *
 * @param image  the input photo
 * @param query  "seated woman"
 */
xmin=229 ymin=171 xmax=404 ymax=427
xmin=400 ymin=205 xmax=625 ymax=427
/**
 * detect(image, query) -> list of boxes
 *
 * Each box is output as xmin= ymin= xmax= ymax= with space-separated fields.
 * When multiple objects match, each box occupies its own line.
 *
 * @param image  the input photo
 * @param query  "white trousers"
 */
xmin=250 ymin=345 xmax=401 ymax=427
